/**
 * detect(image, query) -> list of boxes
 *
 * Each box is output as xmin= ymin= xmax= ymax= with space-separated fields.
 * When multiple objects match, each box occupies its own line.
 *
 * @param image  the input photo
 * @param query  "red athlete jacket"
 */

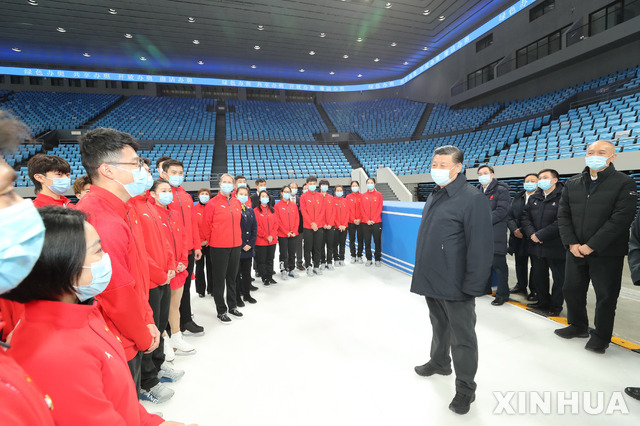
xmin=8 ymin=300 xmax=163 ymax=426
xmin=274 ymin=199 xmax=300 ymax=237
xmin=322 ymin=193 xmax=336 ymax=228
xmin=334 ymin=197 xmax=350 ymax=228
xmin=202 ymin=192 xmax=243 ymax=248
xmin=33 ymin=192 xmax=73 ymax=208
xmin=254 ymin=205 xmax=279 ymax=246
xmin=76 ymin=185 xmax=154 ymax=360
xmin=361 ymin=190 xmax=383 ymax=223
xmin=168 ymin=185 xmax=200 ymax=253
xmin=300 ymin=190 xmax=326 ymax=229
xmin=0 ymin=299 xmax=23 ymax=340
xmin=193 ymin=202 xmax=208 ymax=245
xmin=153 ymin=202 xmax=188 ymax=267
xmin=346 ymin=192 xmax=362 ymax=223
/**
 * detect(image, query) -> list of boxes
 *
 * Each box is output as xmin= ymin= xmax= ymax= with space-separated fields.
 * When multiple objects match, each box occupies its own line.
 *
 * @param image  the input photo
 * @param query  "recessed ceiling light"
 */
xmin=423 ymin=9 xmax=430 ymax=15
xmin=193 ymin=39 xmax=200 ymax=44
xmin=11 ymin=47 xmax=21 ymax=52
xmin=140 ymin=56 xmax=147 ymax=61
xmin=56 ymin=27 xmax=66 ymax=33
xmin=83 ymin=52 xmax=91 ymax=57
xmin=28 ymin=0 xmax=38 ymax=5
xmin=124 ymin=33 xmax=133 ymax=38
xmin=403 ymin=61 xmax=409 ymax=65
xmin=343 ymin=54 xmax=349 ymax=59
xmin=356 ymin=37 xmax=363 ymax=42
xmin=108 ymin=8 xmax=117 ymax=14
xmin=309 ymin=50 xmax=316 ymax=55
xmin=257 ymin=25 xmax=264 ymax=30
xmin=438 ymin=15 xmax=445 ymax=21
xmin=357 ymin=74 xmax=363 ymax=77
xmin=319 ymin=32 xmax=326 ymax=38
xmin=299 ymin=68 xmax=305 ymax=73
xmin=197 ymin=60 xmax=204 ymax=65
xmin=251 ymin=64 xmax=257 ymax=69
xmin=254 ymin=45 xmax=260 ymax=50
xmin=187 ymin=17 xmax=196 ymax=23
xmin=373 ymin=58 xmax=380 ymax=62
xmin=390 ymin=42 xmax=397 ymax=47
xmin=329 ymin=71 xmax=335 ymax=75
xmin=422 ymin=46 xmax=429 ymax=51
xmin=385 ymin=3 xmax=392 ymax=8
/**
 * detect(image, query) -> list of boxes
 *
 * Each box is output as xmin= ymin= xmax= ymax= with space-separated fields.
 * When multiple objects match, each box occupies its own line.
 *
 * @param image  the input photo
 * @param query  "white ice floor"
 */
xmin=142 ymin=260 xmax=640 ymax=426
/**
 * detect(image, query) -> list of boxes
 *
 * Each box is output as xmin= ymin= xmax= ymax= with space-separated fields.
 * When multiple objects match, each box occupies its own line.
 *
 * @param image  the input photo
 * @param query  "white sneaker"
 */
xmin=340 ymin=260 xmax=345 ymax=266
xmin=307 ymin=266 xmax=314 ymax=277
xmin=327 ymin=264 xmax=335 ymax=271
xmin=140 ymin=383 xmax=174 ymax=404
xmin=365 ymin=260 xmax=373 ymax=267
xmin=314 ymin=267 xmax=324 ymax=275
xmin=158 ymin=362 xmax=185 ymax=383
xmin=163 ymin=335 xmax=175 ymax=362
xmin=281 ymin=270 xmax=289 ymax=280
xmin=375 ymin=261 xmax=382 ymax=267
xmin=357 ymin=257 xmax=364 ymax=264
xmin=288 ymin=270 xmax=299 ymax=278
xmin=351 ymin=256 xmax=357 ymax=263
xmin=171 ymin=332 xmax=196 ymax=356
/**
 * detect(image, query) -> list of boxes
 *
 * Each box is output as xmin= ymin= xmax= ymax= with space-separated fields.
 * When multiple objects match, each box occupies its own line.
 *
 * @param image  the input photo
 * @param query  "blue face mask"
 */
xmin=335 ymin=191 xmax=344 ymax=198
xmin=308 ymin=185 xmax=317 ymax=192
xmin=45 ymin=176 xmax=71 ymax=195
xmin=302 ymin=189 xmax=308 ymax=194
xmin=144 ymin=173 xmax=154 ymax=191
xmin=238 ymin=195 xmax=249 ymax=204
xmin=220 ymin=183 xmax=234 ymax=194
xmin=524 ymin=182 xmax=537 ymax=192
xmin=478 ymin=175 xmax=492 ymax=186
xmin=74 ymin=253 xmax=112 ymax=302
xmin=367 ymin=183 xmax=375 ymax=191
xmin=0 ymin=199 xmax=46 ymax=294
xmin=291 ymin=188 xmax=298 ymax=195
xmin=321 ymin=185 xmax=329 ymax=192
xmin=585 ymin=155 xmax=611 ymax=171
xmin=237 ymin=182 xmax=247 ymax=188
xmin=431 ymin=167 xmax=454 ymax=187
xmin=168 ymin=175 xmax=184 ymax=188
xmin=351 ymin=186 xmax=359 ymax=193
xmin=158 ymin=192 xmax=173 ymax=206
xmin=283 ymin=193 xmax=291 ymax=201
xmin=537 ymin=179 xmax=553 ymax=191
xmin=260 ymin=197 xmax=270 ymax=205
xmin=199 ymin=194 xmax=210 ymax=204
xmin=113 ymin=166 xmax=148 ymax=198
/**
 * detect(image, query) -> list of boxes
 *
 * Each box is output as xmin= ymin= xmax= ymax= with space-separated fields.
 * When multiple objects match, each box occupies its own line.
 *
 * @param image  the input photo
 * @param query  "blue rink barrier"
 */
xmin=380 ymin=201 xmax=425 ymax=275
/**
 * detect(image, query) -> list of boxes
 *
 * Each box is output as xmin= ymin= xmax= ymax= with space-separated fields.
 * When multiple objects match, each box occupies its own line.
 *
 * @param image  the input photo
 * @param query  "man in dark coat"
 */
xmin=477 ymin=165 xmax=511 ymax=305
xmin=507 ymin=173 xmax=538 ymax=299
xmin=624 ymin=213 xmax=640 ymax=401
xmin=556 ymin=140 xmax=637 ymax=353
xmin=520 ymin=169 xmax=565 ymax=315
xmin=410 ymin=145 xmax=493 ymax=416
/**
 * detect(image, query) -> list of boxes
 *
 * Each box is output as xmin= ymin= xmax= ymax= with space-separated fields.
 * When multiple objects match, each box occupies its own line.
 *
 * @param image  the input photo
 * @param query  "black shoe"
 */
xmin=182 ymin=321 xmax=204 ymax=336
xmin=509 ymin=286 xmax=527 ymax=295
xmin=585 ymin=336 xmax=609 ymax=354
xmin=236 ymin=299 xmax=245 ymax=308
xmin=229 ymin=308 xmax=243 ymax=318
xmin=249 ymin=284 xmax=259 ymax=291
xmin=449 ymin=392 xmax=476 ymax=415
xmin=624 ymin=387 xmax=640 ymax=401
xmin=198 ymin=292 xmax=205 ymax=298
xmin=527 ymin=302 xmax=549 ymax=310
xmin=297 ymin=264 xmax=306 ymax=271
xmin=255 ymin=271 xmax=261 ymax=277
xmin=491 ymin=297 xmax=507 ymax=306
xmin=526 ymin=293 xmax=538 ymax=301
xmin=244 ymin=295 xmax=257 ymax=304
xmin=217 ymin=313 xmax=232 ymax=324
xmin=251 ymin=277 xmax=255 ymax=282
xmin=262 ymin=279 xmax=271 ymax=287
xmin=554 ymin=325 xmax=589 ymax=339
xmin=547 ymin=307 xmax=563 ymax=316
xmin=414 ymin=362 xmax=452 ymax=377
xmin=268 ymin=278 xmax=277 ymax=285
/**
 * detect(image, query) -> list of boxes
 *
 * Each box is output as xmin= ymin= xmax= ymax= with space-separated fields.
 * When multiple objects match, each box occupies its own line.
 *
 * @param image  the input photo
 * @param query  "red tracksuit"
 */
xmin=168 ymin=185 xmax=200 ymax=253
xmin=193 ymin=203 xmax=208 ymax=246
xmin=135 ymin=196 xmax=176 ymax=288
xmin=254 ymin=205 xmax=279 ymax=246
xmin=346 ymin=192 xmax=362 ymax=224
xmin=0 ymin=299 xmax=23 ymax=339
xmin=8 ymin=300 xmax=163 ymax=426
xmin=323 ymin=193 xmax=336 ymax=228
xmin=33 ymin=192 xmax=73 ymax=208
xmin=334 ymin=197 xmax=350 ymax=228
xmin=300 ymin=190 xmax=326 ymax=229
xmin=153 ymin=201 xmax=189 ymax=289
xmin=202 ymin=193 xmax=243 ymax=248
xmin=361 ymin=190 xmax=383 ymax=223
xmin=76 ymin=185 xmax=154 ymax=360
xmin=275 ymin=199 xmax=300 ymax=238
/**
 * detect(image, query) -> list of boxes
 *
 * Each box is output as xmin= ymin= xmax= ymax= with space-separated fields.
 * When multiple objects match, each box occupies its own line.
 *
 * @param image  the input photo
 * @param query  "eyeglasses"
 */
xmin=106 ymin=158 xmax=145 ymax=168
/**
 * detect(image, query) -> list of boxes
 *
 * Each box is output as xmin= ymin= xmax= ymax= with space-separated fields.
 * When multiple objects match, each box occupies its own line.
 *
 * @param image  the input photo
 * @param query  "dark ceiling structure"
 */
xmin=0 ymin=0 xmax=516 ymax=85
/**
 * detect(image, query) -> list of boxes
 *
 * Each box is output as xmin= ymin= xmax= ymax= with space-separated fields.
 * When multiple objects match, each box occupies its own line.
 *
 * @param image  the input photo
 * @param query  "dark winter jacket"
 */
xmin=478 ymin=179 xmax=511 ymax=255
xmin=520 ymin=183 xmax=565 ymax=259
xmin=239 ymin=204 xmax=257 ymax=259
xmin=507 ymin=189 xmax=530 ymax=257
xmin=410 ymin=174 xmax=494 ymax=301
xmin=627 ymin=214 xmax=640 ymax=286
xmin=558 ymin=164 xmax=637 ymax=257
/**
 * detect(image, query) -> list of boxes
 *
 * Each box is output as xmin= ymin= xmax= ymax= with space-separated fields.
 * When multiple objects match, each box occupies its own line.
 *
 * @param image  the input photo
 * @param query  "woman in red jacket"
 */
xmin=194 ymin=188 xmax=212 ymax=298
xmin=346 ymin=180 xmax=364 ymax=263
xmin=4 ymin=206 xmax=193 ymax=426
xmin=254 ymin=190 xmax=280 ymax=286
xmin=150 ymin=180 xmax=194 ymax=355
xmin=361 ymin=177 xmax=383 ymax=267
xmin=275 ymin=185 xmax=300 ymax=280
xmin=333 ymin=185 xmax=350 ymax=266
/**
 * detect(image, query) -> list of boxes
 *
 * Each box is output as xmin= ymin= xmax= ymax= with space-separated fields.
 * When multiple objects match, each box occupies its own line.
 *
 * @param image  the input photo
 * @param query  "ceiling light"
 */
xmin=309 ymin=50 xmax=315 ymax=55
xmin=124 ymin=33 xmax=133 ymax=38
xmin=257 ymin=25 xmax=264 ymax=30
xmin=329 ymin=71 xmax=335 ymax=75
xmin=187 ymin=17 xmax=196 ymax=23
xmin=423 ymin=10 xmax=430 ymax=15
xmin=422 ymin=46 xmax=429 ymax=51
xmin=11 ymin=47 xmax=21 ymax=52
xmin=390 ymin=42 xmax=397 ymax=47
xmin=108 ymin=8 xmax=117 ymax=14
xmin=299 ymin=69 xmax=305 ymax=72
xmin=140 ymin=56 xmax=147 ymax=61
xmin=251 ymin=64 xmax=257 ymax=69
xmin=193 ymin=39 xmax=200 ymax=44
xmin=197 ymin=60 xmax=204 ymax=65
xmin=385 ymin=3 xmax=392 ymax=8
xmin=373 ymin=58 xmax=380 ymax=62
xmin=403 ymin=61 xmax=409 ymax=65
xmin=56 ymin=27 xmax=66 ymax=33
xmin=343 ymin=54 xmax=349 ymax=59
xmin=357 ymin=37 xmax=363 ymax=42
xmin=28 ymin=0 xmax=38 ymax=5
xmin=438 ymin=15 xmax=445 ymax=21
xmin=319 ymin=32 xmax=326 ymax=38
xmin=254 ymin=45 xmax=260 ymax=50
xmin=357 ymin=74 xmax=363 ymax=77
xmin=83 ymin=52 xmax=91 ymax=57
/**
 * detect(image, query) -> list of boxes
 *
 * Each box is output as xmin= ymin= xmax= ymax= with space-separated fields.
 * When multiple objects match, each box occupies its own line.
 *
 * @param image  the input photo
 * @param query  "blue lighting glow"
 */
xmin=0 ymin=0 xmax=538 ymax=92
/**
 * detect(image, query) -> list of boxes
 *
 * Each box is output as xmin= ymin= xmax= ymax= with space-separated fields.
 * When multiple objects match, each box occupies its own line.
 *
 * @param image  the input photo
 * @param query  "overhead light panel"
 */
xmin=343 ymin=54 xmax=349 ymax=59
xmin=319 ymin=32 xmax=326 ymax=38
xmin=423 ymin=10 xmax=430 ymax=15
xmin=385 ymin=3 xmax=392 ymax=9
xmin=11 ymin=47 xmax=21 ymax=52
xmin=309 ymin=51 xmax=316 ymax=55
xmin=329 ymin=71 xmax=335 ymax=75
xmin=83 ymin=52 xmax=91 ymax=57
xmin=108 ymin=8 xmax=117 ymax=14
xmin=299 ymin=69 xmax=305 ymax=72
xmin=257 ymin=25 xmax=264 ymax=30
xmin=403 ymin=61 xmax=409 ymax=65
xmin=193 ymin=39 xmax=200 ymax=44
xmin=357 ymin=37 xmax=363 ymax=42
xmin=56 ymin=27 xmax=66 ymax=33
xmin=357 ymin=74 xmax=363 ymax=77
xmin=438 ymin=15 xmax=445 ymax=21
xmin=390 ymin=42 xmax=397 ymax=47
xmin=140 ymin=56 xmax=147 ymax=61
xmin=124 ymin=33 xmax=133 ymax=38
xmin=28 ymin=0 xmax=38 ymax=5
xmin=251 ymin=64 xmax=257 ymax=69
xmin=373 ymin=58 xmax=380 ymax=62
xmin=197 ymin=60 xmax=204 ymax=65
xmin=187 ymin=17 xmax=196 ymax=23
xmin=423 ymin=46 xmax=429 ymax=51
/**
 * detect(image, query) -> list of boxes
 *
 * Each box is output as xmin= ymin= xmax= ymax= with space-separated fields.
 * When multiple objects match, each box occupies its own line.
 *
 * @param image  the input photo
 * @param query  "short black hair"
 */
xmin=281 ymin=185 xmax=291 ymax=193
xmin=0 ymin=111 xmax=31 ymax=153
xmin=28 ymin=154 xmax=71 ymax=193
xmin=335 ymin=185 xmax=344 ymax=191
xmin=162 ymin=159 xmax=184 ymax=173
xmin=255 ymin=178 xmax=266 ymax=186
xmin=477 ymin=164 xmax=495 ymax=174
xmin=350 ymin=180 xmax=360 ymax=187
xmin=538 ymin=168 xmax=559 ymax=180
xmin=306 ymin=175 xmax=318 ymax=183
xmin=234 ymin=175 xmax=246 ymax=182
xmin=79 ymin=128 xmax=139 ymax=180
xmin=319 ymin=180 xmax=330 ymax=187
xmin=2 ymin=207 xmax=86 ymax=303
xmin=433 ymin=145 xmax=464 ymax=165
xmin=156 ymin=155 xmax=172 ymax=169
xmin=237 ymin=186 xmax=250 ymax=196
xmin=524 ymin=173 xmax=538 ymax=180
xmin=367 ymin=177 xmax=376 ymax=184
xmin=150 ymin=178 xmax=170 ymax=193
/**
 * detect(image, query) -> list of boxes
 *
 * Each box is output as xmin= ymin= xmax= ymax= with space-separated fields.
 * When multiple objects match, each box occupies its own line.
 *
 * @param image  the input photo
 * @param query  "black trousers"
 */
xmin=278 ymin=236 xmax=298 ymax=272
xmin=514 ymin=253 xmax=535 ymax=294
xmin=141 ymin=284 xmax=170 ymax=391
xmin=348 ymin=222 xmax=363 ymax=258
xmin=210 ymin=246 xmax=241 ymax=315
xmin=237 ymin=257 xmax=253 ymax=299
xmin=255 ymin=244 xmax=276 ymax=280
xmin=334 ymin=227 xmax=348 ymax=261
xmin=321 ymin=227 xmax=335 ymax=265
xmin=485 ymin=254 xmax=509 ymax=299
xmin=127 ymin=351 xmax=143 ymax=396
xmin=195 ymin=246 xmax=214 ymax=296
xmin=564 ymin=254 xmax=624 ymax=344
xmin=362 ymin=222 xmax=382 ymax=261
xmin=530 ymin=255 xmax=565 ymax=311
xmin=295 ymin=233 xmax=304 ymax=267
xmin=179 ymin=252 xmax=195 ymax=329
xmin=425 ymin=297 xmax=478 ymax=397
xmin=303 ymin=228 xmax=324 ymax=268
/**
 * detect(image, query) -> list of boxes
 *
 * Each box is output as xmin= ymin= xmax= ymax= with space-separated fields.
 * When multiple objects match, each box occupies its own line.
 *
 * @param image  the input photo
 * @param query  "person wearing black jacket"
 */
xmin=236 ymin=186 xmax=258 ymax=305
xmin=290 ymin=182 xmax=306 ymax=271
xmin=250 ymin=178 xmax=275 ymax=208
xmin=477 ymin=165 xmax=511 ymax=306
xmin=411 ymin=145 xmax=493 ymax=415
xmin=624 ymin=213 xmax=640 ymax=401
xmin=507 ymin=173 xmax=539 ymax=299
xmin=520 ymin=170 xmax=565 ymax=315
xmin=556 ymin=141 xmax=637 ymax=353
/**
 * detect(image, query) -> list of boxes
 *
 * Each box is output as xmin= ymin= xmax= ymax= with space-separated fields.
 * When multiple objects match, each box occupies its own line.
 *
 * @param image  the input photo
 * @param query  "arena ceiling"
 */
xmin=0 ymin=0 xmax=519 ymax=85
